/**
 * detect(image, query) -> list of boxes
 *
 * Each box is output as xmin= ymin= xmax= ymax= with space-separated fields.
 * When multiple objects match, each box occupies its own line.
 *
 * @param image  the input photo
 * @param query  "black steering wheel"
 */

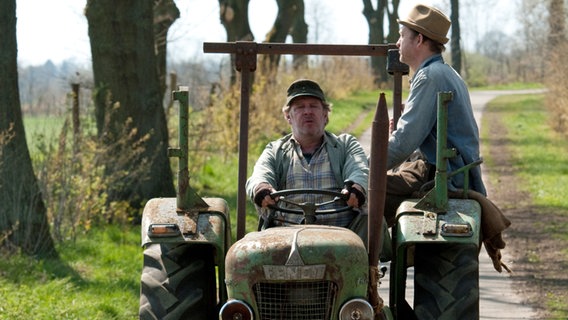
xmin=267 ymin=188 xmax=351 ymax=224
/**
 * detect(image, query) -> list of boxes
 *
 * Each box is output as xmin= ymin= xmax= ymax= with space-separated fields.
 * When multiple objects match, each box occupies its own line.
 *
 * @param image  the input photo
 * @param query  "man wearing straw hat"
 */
xmin=383 ymin=4 xmax=511 ymax=273
xmin=383 ymin=4 xmax=486 ymax=225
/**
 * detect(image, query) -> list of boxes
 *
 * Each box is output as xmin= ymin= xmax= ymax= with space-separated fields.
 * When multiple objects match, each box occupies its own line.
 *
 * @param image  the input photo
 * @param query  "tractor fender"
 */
xmin=140 ymin=197 xmax=230 ymax=250
xmin=395 ymin=198 xmax=482 ymax=248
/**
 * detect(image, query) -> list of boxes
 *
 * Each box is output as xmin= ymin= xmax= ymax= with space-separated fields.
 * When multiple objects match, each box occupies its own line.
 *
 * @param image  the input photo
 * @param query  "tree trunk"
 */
xmin=263 ymin=0 xmax=308 ymax=72
xmin=153 ymin=0 xmax=180 ymax=104
xmin=86 ymin=0 xmax=175 ymax=207
xmin=218 ymin=0 xmax=254 ymax=84
xmin=386 ymin=0 xmax=401 ymax=43
xmin=547 ymin=0 xmax=566 ymax=48
xmin=0 ymin=0 xmax=56 ymax=257
xmin=450 ymin=0 xmax=462 ymax=75
xmin=362 ymin=0 xmax=389 ymax=85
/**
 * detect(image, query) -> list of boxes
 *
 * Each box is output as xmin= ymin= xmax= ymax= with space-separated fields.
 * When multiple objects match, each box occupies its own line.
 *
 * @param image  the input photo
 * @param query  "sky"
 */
xmin=15 ymin=0 xmax=517 ymax=67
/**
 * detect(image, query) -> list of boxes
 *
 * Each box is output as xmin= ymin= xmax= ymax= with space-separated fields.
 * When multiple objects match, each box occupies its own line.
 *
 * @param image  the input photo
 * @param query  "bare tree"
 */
xmin=545 ymin=0 xmax=567 ymax=133
xmin=154 ymin=0 xmax=180 ymax=103
xmin=362 ymin=0 xmax=389 ymax=84
xmin=85 ymin=0 xmax=175 ymax=206
xmin=263 ymin=0 xmax=308 ymax=72
xmin=384 ymin=0 xmax=401 ymax=42
xmin=218 ymin=0 xmax=254 ymax=84
xmin=0 ymin=0 xmax=56 ymax=257
xmin=450 ymin=0 xmax=462 ymax=74
xmin=547 ymin=0 xmax=566 ymax=49
xmin=518 ymin=0 xmax=548 ymax=81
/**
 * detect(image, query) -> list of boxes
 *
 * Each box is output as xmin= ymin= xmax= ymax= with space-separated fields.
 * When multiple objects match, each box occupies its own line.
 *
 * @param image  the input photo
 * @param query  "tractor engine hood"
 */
xmin=224 ymin=224 xmax=369 ymax=311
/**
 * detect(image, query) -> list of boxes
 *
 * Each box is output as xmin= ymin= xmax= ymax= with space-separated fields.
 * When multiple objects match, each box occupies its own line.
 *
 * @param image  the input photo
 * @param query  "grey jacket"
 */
xmin=387 ymin=54 xmax=486 ymax=195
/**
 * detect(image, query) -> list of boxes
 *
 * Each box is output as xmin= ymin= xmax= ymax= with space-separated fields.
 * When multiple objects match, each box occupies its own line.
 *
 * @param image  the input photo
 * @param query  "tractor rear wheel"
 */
xmin=139 ymin=243 xmax=217 ymax=320
xmin=413 ymin=243 xmax=479 ymax=320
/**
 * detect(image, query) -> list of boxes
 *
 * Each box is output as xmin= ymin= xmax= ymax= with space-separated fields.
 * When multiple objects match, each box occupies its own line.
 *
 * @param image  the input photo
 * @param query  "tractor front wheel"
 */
xmin=139 ymin=243 xmax=217 ymax=320
xmin=413 ymin=243 xmax=479 ymax=320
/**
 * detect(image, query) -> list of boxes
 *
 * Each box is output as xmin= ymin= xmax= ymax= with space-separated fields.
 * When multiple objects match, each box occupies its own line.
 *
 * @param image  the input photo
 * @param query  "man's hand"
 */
xmin=342 ymin=181 xmax=366 ymax=208
xmin=253 ymin=183 xmax=277 ymax=208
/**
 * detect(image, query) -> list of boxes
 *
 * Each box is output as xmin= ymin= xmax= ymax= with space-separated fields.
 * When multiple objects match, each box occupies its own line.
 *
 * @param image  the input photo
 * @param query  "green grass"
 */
xmin=486 ymin=94 xmax=568 ymax=209
xmin=328 ymin=90 xmax=390 ymax=136
xmin=23 ymin=115 xmax=66 ymax=162
xmin=0 ymin=225 xmax=140 ymax=319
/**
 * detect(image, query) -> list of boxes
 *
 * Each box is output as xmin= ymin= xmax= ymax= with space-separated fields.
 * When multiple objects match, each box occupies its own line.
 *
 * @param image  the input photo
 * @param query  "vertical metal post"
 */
xmin=170 ymin=87 xmax=207 ymax=211
xmin=234 ymin=43 xmax=257 ymax=240
xmin=387 ymin=49 xmax=409 ymax=128
xmin=434 ymin=91 xmax=455 ymax=210
xmin=367 ymin=93 xmax=389 ymax=313
xmin=173 ymin=88 xmax=189 ymax=210
xmin=413 ymin=91 xmax=455 ymax=213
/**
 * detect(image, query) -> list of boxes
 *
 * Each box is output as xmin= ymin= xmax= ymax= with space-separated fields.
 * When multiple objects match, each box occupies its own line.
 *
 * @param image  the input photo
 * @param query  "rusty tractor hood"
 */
xmin=224 ymin=224 xmax=369 ymax=315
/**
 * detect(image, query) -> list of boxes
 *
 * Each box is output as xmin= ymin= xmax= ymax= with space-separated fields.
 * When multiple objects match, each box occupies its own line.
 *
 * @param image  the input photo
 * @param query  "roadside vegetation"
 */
xmin=481 ymin=93 xmax=568 ymax=318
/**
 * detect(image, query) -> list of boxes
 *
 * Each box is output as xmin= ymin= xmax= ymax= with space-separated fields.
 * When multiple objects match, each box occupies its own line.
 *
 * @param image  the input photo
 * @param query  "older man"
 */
xmin=246 ymin=79 xmax=373 ymax=244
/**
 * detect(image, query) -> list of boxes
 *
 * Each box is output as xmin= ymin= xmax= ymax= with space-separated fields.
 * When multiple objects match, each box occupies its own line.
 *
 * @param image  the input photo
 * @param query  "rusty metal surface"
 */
xmin=387 ymin=49 xmax=409 ymax=130
xmin=140 ymin=197 xmax=229 ymax=247
xmin=395 ymin=199 xmax=481 ymax=246
xmin=224 ymin=225 xmax=369 ymax=318
xmin=204 ymin=41 xmax=397 ymax=56
xmin=368 ymin=94 xmax=389 ymax=265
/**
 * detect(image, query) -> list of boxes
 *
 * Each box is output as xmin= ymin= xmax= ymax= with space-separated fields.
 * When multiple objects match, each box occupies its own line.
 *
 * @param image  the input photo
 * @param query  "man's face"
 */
xmin=286 ymin=96 xmax=328 ymax=138
xmin=396 ymin=26 xmax=418 ymax=65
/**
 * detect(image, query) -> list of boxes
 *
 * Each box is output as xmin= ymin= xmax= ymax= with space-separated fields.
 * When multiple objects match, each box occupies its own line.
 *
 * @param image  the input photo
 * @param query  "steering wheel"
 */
xmin=267 ymin=188 xmax=351 ymax=224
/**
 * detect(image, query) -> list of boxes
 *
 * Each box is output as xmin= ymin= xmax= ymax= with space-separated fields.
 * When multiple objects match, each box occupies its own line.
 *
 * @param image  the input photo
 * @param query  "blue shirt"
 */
xmin=388 ymin=54 xmax=486 ymax=195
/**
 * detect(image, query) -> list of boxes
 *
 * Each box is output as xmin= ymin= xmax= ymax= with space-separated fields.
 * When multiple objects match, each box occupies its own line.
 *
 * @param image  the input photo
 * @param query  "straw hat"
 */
xmin=397 ymin=4 xmax=451 ymax=44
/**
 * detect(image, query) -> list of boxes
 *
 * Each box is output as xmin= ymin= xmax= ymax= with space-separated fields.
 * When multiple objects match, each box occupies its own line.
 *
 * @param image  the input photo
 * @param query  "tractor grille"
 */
xmin=253 ymin=281 xmax=337 ymax=320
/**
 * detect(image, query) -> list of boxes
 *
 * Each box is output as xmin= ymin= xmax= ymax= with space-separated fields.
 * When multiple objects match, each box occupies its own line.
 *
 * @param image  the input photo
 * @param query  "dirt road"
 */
xmin=359 ymin=90 xmax=544 ymax=319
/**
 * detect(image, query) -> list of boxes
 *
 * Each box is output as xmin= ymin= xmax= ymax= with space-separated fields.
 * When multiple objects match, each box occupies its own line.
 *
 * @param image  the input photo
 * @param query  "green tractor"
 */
xmin=138 ymin=42 xmax=483 ymax=320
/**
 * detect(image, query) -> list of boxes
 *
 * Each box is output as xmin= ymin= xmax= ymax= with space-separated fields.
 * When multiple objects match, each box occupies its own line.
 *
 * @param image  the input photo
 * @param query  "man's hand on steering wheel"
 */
xmin=253 ymin=183 xmax=277 ymax=208
xmin=254 ymin=180 xmax=365 ymax=210
xmin=342 ymin=180 xmax=366 ymax=208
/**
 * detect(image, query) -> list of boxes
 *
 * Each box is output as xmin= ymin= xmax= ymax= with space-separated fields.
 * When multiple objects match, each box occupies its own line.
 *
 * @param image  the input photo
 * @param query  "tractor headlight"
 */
xmin=219 ymin=299 xmax=253 ymax=320
xmin=339 ymin=298 xmax=374 ymax=320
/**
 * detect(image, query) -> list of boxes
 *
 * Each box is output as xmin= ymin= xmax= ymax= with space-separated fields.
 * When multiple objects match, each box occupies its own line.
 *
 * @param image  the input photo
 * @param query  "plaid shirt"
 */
xmin=246 ymin=131 xmax=368 ymax=227
xmin=274 ymin=140 xmax=355 ymax=227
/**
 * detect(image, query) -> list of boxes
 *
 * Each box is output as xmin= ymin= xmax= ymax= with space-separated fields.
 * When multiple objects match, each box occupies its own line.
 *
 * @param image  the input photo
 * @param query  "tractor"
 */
xmin=138 ymin=42 xmax=483 ymax=320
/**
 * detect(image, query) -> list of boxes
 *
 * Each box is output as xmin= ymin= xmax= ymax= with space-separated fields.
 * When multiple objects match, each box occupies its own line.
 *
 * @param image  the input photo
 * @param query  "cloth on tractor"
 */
xmin=447 ymin=190 xmax=512 ymax=273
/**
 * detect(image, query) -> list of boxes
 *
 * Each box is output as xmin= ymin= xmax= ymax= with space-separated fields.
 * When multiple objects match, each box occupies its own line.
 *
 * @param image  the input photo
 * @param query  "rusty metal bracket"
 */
xmin=422 ymin=212 xmax=438 ymax=236
xmin=234 ymin=42 xmax=257 ymax=72
xmin=387 ymin=49 xmax=410 ymax=130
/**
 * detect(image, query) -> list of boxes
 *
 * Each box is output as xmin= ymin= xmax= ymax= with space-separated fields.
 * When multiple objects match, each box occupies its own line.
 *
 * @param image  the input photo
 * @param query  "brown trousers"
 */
xmin=384 ymin=157 xmax=433 ymax=226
